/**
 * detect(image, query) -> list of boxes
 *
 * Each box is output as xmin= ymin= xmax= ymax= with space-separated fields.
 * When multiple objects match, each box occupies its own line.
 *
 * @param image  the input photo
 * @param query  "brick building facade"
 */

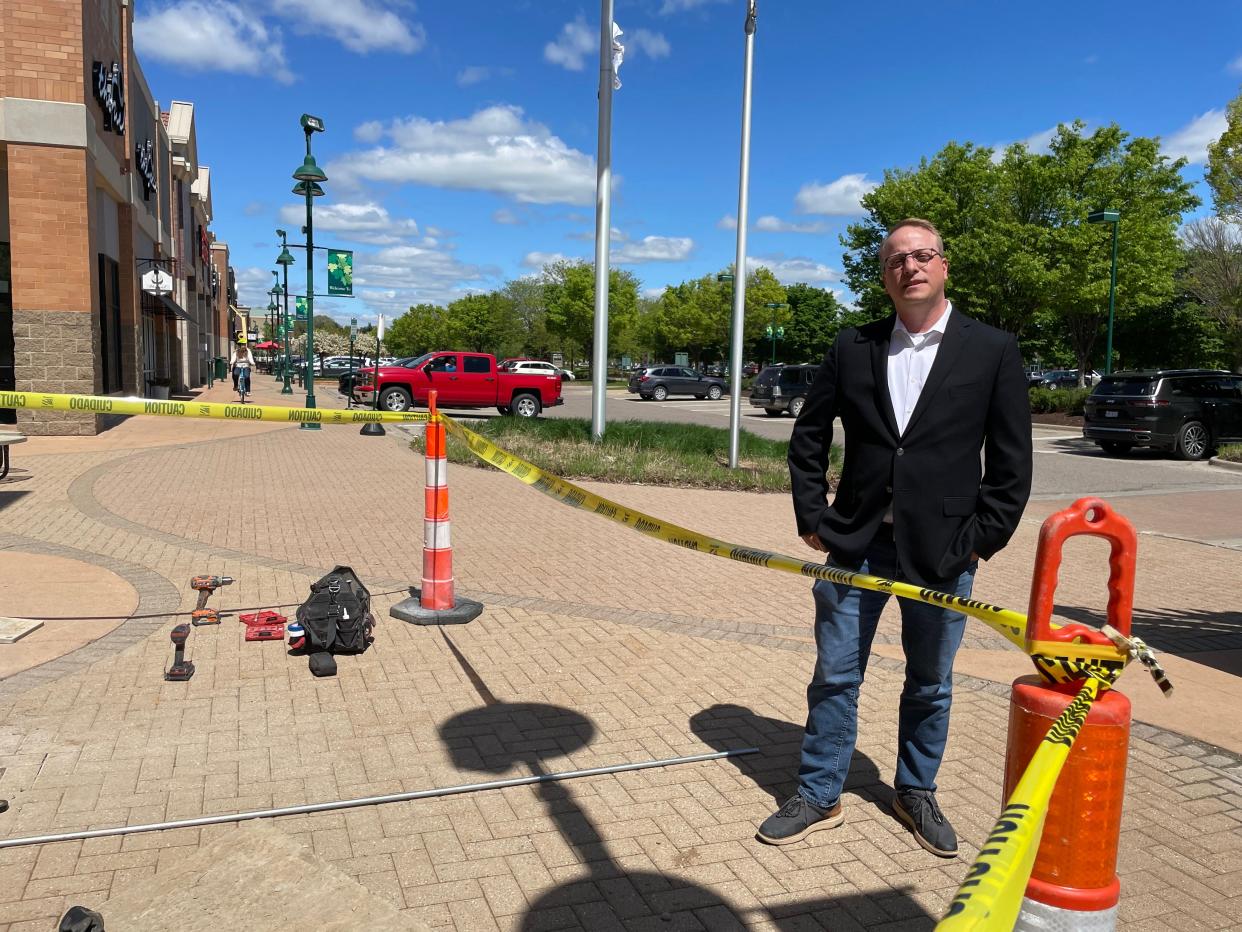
xmin=0 ymin=0 xmax=230 ymax=434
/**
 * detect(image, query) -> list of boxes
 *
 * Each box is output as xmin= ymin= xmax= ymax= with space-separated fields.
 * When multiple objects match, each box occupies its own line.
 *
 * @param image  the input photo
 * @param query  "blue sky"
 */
xmin=134 ymin=0 xmax=1242 ymax=326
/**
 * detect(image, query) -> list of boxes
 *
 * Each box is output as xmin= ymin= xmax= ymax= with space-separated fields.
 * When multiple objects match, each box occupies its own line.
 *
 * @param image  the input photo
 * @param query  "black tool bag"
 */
xmin=296 ymin=566 xmax=375 ymax=657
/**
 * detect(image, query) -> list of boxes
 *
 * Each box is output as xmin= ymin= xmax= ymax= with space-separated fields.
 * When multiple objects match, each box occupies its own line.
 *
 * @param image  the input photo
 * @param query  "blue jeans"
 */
xmin=797 ymin=528 xmax=976 ymax=809
xmin=236 ymin=368 xmax=251 ymax=395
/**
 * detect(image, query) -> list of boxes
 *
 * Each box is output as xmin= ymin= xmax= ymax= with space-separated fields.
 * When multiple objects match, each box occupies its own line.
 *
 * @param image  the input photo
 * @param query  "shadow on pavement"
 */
xmin=0 ymin=489 xmax=31 ymax=511
xmin=439 ymin=701 xmax=932 ymax=931
xmin=1055 ymin=603 xmax=1242 ymax=671
xmin=689 ymin=703 xmax=883 ymax=809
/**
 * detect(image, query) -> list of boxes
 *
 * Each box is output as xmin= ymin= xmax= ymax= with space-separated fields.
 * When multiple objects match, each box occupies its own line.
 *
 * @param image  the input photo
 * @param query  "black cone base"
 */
xmin=360 ymin=422 xmax=386 ymax=436
xmin=390 ymin=591 xmax=483 ymax=626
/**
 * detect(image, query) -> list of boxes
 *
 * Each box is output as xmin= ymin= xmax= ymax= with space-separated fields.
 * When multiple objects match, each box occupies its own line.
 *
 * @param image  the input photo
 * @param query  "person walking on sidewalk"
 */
xmin=759 ymin=218 xmax=1033 ymax=857
xmin=230 ymin=336 xmax=256 ymax=401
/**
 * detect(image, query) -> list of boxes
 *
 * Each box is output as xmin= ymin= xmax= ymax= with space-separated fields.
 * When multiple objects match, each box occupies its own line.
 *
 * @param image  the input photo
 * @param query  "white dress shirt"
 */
xmin=888 ymin=302 xmax=951 ymax=436
xmin=883 ymin=303 xmax=951 ymax=522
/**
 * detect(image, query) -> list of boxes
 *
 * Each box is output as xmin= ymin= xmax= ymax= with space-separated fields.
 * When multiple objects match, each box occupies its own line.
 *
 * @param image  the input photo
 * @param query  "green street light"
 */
xmin=763 ymin=302 xmax=789 ymax=366
xmin=275 ymin=229 xmax=295 ymax=394
xmin=716 ymin=272 xmax=734 ymax=284
xmin=292 ymin=114 xmax=326 ymax=428
xmin=1087 ymin=209 xmax=1121 ymax=375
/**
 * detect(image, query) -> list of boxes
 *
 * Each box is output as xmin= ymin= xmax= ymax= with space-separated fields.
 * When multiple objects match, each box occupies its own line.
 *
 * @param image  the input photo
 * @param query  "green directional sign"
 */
xmin=327 ymin=249 xmax=354 ymax=296
xmin=295 ymin=296 xmax=307 ymax=319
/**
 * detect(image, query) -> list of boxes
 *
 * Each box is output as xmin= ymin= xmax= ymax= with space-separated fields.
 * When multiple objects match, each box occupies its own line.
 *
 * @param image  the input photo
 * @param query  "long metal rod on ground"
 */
xmin=0 ymin=748 xmax=759 ymax=850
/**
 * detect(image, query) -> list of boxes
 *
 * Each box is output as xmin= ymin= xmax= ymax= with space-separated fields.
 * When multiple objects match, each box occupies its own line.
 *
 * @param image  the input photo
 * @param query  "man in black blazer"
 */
xmin=757 ymin=219 xmax=1032 ymax=857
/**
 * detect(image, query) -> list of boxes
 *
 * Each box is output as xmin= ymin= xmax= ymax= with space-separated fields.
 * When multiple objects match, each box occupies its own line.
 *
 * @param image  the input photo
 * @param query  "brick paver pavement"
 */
xmin=0 ymin=375 xmax=1239 ymax=930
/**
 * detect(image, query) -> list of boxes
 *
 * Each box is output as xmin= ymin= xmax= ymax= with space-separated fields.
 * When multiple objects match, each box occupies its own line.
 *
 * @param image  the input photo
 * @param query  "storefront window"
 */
xmin=97 ymin=255 xmax=123 ymax=393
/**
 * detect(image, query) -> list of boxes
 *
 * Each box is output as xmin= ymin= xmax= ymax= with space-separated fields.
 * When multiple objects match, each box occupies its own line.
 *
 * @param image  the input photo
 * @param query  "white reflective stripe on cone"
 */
xmin=424 ymin=522 xmax=452 ymax=550
xmin=1015 ymin=898 xmax=1117 ymax=932
xmin=425 ymin=457 xmax=447 ymax=488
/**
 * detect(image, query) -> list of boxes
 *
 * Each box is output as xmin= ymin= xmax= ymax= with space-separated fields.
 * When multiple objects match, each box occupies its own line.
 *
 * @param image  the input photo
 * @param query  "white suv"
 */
xmin=500 ymin=359 xmax=571 ymax=380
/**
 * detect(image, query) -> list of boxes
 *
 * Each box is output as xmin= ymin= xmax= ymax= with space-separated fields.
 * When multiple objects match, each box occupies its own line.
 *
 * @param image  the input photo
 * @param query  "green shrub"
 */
xmin=1028 ymin=386 xmax=1091 ymax=415
xmin=1216 ymin=443 xmax=1242 ymax=463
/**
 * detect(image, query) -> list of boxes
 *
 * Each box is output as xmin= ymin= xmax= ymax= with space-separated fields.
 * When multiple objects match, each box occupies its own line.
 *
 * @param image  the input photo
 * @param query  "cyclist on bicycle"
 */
xmin=230 ymin=336 xmax=255 ymax=401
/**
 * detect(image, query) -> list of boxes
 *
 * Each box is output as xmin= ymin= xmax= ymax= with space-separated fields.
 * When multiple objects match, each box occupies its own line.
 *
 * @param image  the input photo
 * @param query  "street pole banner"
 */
xmin=327 ymin=249 xmax=354 ymax=296
xmin=295 ymin=296 xmax=307 ymax=319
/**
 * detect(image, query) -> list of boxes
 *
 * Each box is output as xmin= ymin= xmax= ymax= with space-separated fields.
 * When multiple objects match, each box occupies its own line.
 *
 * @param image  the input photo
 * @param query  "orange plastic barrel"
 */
xmin=1004 ymin=675 xmax=1131 ymax=911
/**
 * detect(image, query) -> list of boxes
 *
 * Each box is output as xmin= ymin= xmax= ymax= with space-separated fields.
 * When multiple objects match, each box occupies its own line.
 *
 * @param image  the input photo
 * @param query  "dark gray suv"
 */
xmin=749 ymin=364 xmax=816 ymax=417
xmin=1082 ymin=369 xmax=1242 ymax=459
xmin=627 ymin=366 xmax=726 ymax=401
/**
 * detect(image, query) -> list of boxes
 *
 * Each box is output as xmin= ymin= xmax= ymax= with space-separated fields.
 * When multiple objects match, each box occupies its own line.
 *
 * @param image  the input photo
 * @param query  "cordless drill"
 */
xmin=189 ymin=575 xmax=233 ymax=626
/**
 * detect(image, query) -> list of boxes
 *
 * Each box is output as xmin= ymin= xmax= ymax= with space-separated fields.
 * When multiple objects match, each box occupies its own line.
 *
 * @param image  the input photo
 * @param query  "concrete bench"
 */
xmin=0 ymin=432 xmax=27 ymax=481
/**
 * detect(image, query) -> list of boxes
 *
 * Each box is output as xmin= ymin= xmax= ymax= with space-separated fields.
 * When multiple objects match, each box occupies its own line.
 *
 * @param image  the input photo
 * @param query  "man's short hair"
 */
xmin=880 ymin=218 xmax=945 ymax=259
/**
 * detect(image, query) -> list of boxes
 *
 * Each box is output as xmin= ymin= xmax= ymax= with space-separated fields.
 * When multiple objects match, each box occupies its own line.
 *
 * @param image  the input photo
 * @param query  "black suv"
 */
xmin=1082 ymin=369 xmax=1242 ymax=460
xmin=749 ymin=364 xmax=816 ymax=418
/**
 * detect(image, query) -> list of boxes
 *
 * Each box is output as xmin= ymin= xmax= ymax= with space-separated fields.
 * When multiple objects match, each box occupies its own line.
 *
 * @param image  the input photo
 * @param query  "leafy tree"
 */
xmin=641 ymin=268 xmax=785 ymax=365
xmin=541 ymin=261 xmax=639 ymax=362
xmin=384 ymin=303 xmax=451 ymax=358
xmin=781 ymin=283 xmax=861 ymax=363
xmin=503 ymin=278 xmax=552 ymax=358
xmin=1181 ymin=217 xmax=1242 ymax=370
xmin=1206 ymin=89 xmax=1242 ymax=221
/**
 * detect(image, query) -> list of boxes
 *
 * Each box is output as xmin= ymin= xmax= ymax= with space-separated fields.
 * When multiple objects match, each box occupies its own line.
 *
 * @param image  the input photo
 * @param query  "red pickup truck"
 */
xmin=354 ymin=351 xmax=563 ymax=418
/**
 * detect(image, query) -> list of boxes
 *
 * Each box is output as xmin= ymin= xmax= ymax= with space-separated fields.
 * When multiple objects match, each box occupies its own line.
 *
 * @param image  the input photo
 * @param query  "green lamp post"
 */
xmin=276 ymin=230 xmax=295 ymax=394
xmin=763 ymin=302 xmax=788 ymax=366
xmin=1087 ymin=209 xmax=1120 ymax=376
xmin=292 ymin=113 xmax=327 ymax=429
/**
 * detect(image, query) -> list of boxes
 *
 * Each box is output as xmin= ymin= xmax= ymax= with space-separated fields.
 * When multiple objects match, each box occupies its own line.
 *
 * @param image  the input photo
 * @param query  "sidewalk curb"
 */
xmin=1208 ymin=456 xmax=1242 ymax=472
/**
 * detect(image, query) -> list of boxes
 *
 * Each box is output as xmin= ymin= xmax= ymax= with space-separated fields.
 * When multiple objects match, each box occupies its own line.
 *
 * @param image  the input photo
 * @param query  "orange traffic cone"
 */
xmin=390 ymin=390 xmax=483 ymax=626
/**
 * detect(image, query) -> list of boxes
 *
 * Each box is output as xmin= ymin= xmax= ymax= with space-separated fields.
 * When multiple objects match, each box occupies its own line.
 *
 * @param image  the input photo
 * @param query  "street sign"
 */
xmin=295 ymin=297 xmax=307 ymax=319
xmin=141 ymin=268 xmax=172 ymax=296
xmin=349 ymin=317 xmax=357 ymax=339
xmin=327 ymin=250 xmax=354 ymax=296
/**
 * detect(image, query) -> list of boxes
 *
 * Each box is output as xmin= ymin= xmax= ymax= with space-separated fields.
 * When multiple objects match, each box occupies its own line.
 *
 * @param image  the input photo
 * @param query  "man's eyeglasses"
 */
xmin=883 ymin=249 xmax=943 ymax=271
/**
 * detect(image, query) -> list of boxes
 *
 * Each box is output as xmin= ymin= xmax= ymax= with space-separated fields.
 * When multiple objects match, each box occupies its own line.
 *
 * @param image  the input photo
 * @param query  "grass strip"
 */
xmin=1217 ymin=443 xmax=1242 ymax=463
xmin=414 ymin=417 xmax=840 ymax=492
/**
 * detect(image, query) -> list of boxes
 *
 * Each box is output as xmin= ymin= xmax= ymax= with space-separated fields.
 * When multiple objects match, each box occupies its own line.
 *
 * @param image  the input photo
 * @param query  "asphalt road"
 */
xmin=548 ymin=383 xmax=1242 ymax=501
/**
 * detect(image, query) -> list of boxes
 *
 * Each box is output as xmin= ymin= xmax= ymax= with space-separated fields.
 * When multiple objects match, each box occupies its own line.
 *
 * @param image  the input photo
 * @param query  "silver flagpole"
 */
xmin=591 ymin=0 xmax=616 ymax=441
xmin=728 ymin=0 xmax=757 ymax=468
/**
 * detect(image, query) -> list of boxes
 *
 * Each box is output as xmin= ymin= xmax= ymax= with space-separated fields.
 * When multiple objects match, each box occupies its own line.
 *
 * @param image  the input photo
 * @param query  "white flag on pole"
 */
xmin=612 ymin=22 xmax=625 ymax=89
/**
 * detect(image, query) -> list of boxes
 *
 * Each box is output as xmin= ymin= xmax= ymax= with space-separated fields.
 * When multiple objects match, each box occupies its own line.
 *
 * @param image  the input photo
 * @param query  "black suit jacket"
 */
xmin=788 ymin=310 xmax=1033 ymax=587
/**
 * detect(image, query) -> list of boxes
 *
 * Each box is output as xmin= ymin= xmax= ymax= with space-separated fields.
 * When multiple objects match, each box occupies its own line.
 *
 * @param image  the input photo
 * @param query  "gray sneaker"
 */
xmin=893 ymin=788 xmax=958 ymax=857
xmin=756 ymin=794 xmax=844 ymax=845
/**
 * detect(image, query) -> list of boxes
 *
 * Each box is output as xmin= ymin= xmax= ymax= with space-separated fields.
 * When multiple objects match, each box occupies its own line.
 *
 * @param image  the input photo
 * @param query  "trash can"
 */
xmin=214 ymin=357 xmax=227 ymax=381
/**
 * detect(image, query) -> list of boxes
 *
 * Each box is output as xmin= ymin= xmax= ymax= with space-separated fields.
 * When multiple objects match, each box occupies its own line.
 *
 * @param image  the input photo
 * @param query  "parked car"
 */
xmin=354 ymin=351 xmax=564 ymax=417
xmin=499 ymin=358 xmax=575 ymax=382
xmin=742 ymin=361 xmax=761 ymax=377
xmin=339 ymin=357 xmax=419 ymax=395
xmin=749 ymin=364 xmax=816 ymax=418
xmin=627 ymin=366 xmax=726 ymax=401
xmin=1082 ymin=369 xmax=1242 ymax=460
xmin=1036 ymin=369 xmax=1101 ymax=389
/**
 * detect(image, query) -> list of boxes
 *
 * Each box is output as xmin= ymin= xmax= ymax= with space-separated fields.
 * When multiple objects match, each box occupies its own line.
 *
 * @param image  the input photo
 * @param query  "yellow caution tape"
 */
xmin=1 ymin=390 xmax=431 ymax=426
xmin=936 ymin=675 xmax=1111 ymax=930
xmin=439 ymin=415 xmax=1129 ymax=681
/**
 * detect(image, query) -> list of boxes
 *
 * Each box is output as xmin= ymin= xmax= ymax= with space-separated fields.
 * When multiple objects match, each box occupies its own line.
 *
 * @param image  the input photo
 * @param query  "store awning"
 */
xmin=157 ymin=294 xmax=192 ymax=322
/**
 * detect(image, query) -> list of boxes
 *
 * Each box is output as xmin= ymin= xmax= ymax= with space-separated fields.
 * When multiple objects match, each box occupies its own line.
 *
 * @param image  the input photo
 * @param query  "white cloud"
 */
xmin=642 ymin=286 xmax=668 ymax=299
xmin=545 ymin=17 xmax=594 ymax=71
xmin=794 ymin=174 xmax=876 ymax=216
xmin=659 ymin=0 xmax=725 ymax=13
xmin=747 ymin=254 xmax=840 ymax=286
xmin=269 ymin=0 xmax=425 ymax=54
xmin=457 ymin=66 xmax=490 ymax=86
xmin=328 ymin=105 xmax=598 ymax=205
xmin=1163 ymin=109 xmax=1228 ymax=165
xmin=134 ymin=2 xmax=293 ymax=83
xmin=522 ymin=251 xmax=577 ymax=269
xmin=492 ymin=208 xmax=523 ymax=225
xmin=243 ymin=201 xmax=267 ymax=217
xmin=355 ymin=243 xmax=496 ymax=308
xmin=1229 ymin=55 xmax=1242 ymax=75
xmin=614 ymin=235 xmax=694 ymax=264
xmin=234 ymin=266 xmax=277 ymax=307
xmin=628 ymin=29 xmax=671 ymax=59
xmin=717 ymin=215 xmax=737 ymax=230
xmin=278 ymin=201 xmax=418 ymax=245
xmin=754 ymin=215 xmax=829 ymax=234
xmin=567 ymin=226 xmax=625 ymax=243
xmin=354 ymin=120 xmax=385 ymax=143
